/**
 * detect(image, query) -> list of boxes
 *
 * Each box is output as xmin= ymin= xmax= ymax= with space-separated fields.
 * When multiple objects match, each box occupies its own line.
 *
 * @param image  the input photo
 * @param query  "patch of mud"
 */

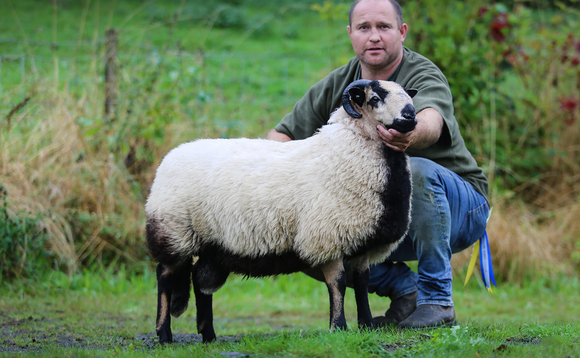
xmin=1 ymin=329 xmax=250 ymax=354
xmin=494 ymin=336 xmax=541 ymax=352
xmin=381 ymin=333 xmax=432 ymax=352
xmin=0 ymin=312 xmax=253 ymax=355
xmin=137 ymin=332 xmax=246 ymax=348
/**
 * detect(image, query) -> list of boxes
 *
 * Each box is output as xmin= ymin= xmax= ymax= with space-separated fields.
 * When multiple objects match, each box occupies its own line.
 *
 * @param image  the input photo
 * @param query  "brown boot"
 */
xmin=373 ymin=291 xmax=417 ymax=327
xmin=397 ymin=304 xmax=456 ymax=329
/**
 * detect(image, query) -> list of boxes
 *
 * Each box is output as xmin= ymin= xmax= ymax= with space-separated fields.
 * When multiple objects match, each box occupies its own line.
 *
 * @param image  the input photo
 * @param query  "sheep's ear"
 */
xmin=349 ymin=87 xmax=366 ymax=107
xmin=405 ymin=88 xmax=418 ymax=98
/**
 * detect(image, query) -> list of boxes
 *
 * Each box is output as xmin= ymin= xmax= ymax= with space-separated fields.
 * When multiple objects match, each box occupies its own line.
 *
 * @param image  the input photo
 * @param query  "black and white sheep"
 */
xmin=145 ymin=80 xmax=418 ymax=343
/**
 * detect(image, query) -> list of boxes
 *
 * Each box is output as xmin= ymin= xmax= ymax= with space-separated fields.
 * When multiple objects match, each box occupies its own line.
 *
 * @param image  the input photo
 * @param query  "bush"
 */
xmin=0 ymin=185 xmax=52 ymax=281
xmin=404 ymin=1 xmax=580 ymax=201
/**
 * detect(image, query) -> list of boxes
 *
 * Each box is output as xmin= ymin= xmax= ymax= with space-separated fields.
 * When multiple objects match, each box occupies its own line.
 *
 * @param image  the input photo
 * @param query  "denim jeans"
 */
xmin=367 ymin=157 xmax=489 ymax=307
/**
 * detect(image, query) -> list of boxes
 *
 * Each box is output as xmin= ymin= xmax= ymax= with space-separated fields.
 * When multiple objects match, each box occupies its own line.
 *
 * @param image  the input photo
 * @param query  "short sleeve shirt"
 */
xmin=275 ymin=47 xmax=488 ymax=199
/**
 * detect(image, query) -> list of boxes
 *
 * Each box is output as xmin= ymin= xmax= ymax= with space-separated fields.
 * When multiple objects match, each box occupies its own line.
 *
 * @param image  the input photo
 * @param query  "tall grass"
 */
xmin=1 ymin=0 xmax=336 ymax=275
xmin=1 ymin=0 xmax=579 ymax=282
xmin=1 ymin=82 xmax=146 ymax=272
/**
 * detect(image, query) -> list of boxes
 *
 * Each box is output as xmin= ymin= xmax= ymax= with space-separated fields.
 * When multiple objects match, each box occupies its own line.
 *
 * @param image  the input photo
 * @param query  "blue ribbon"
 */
xmin=479 ymin=231 xmax=496 ymax=292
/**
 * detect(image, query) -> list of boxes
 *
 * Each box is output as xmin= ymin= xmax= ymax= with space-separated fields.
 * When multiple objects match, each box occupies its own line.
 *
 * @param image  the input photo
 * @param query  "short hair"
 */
xmin=348 ymin=0 xmax=403 ymax=27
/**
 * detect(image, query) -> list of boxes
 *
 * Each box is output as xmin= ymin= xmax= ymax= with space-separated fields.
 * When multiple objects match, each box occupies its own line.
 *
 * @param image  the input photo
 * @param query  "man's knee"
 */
xmin=409 ymin=158 xmax=447 ymax=209
xmin=410 ymin=158 xmax=441 ymax=189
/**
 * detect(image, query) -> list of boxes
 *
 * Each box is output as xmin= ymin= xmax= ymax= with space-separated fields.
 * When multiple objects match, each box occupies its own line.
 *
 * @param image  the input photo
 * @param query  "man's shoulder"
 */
xmin=398 ymin=47 xmax=448 ymax=87
xmin=402 ymin=47 xmax=441 ymax=71
xmin=310 ymin=57 xmax=360 ymax=93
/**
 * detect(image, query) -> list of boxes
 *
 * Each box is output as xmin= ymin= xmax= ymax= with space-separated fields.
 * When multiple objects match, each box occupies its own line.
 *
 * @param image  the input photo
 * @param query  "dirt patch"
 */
xmin=0 ymin=310 xmax=254 ymax=354
xmin=1 ymin=328 xmax=248 ymax=354
xmin=137 ymin=332 xmax=246 ymax=348
xmin=494 ymin=336 xmax=541 ymax=353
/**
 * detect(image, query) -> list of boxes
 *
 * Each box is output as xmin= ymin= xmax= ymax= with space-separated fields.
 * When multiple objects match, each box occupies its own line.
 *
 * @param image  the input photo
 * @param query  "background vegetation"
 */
xmin=1 ymin=0 xmax=579 ymax=355
xmin=0 ymin=0 xmax=579 ymax=301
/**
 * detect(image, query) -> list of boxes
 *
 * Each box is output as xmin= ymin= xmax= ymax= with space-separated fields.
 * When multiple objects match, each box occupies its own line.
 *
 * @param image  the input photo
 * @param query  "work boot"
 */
xmin=373 ymin=291 xmax=417 ymax=327
xmin=397 ymin=304 xmax=456 ymax=329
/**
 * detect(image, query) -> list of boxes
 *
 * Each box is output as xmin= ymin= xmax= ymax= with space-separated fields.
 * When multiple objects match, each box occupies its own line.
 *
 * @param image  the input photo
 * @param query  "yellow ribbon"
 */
xmin=464 ymin=239 xmax=480 ymax=287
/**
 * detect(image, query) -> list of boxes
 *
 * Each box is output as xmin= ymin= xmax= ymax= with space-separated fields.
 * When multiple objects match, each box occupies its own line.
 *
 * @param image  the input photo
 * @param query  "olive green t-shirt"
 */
xmin=275 ymin=47 xmax=489 ymax=199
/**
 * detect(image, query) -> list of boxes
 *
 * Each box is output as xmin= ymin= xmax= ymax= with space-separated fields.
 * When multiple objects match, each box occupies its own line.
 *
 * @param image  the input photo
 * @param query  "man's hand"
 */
xmin=377 ymin=108 xmax=444 ymax=152
xmin=377 ymin=126 xmax=413 ymax=152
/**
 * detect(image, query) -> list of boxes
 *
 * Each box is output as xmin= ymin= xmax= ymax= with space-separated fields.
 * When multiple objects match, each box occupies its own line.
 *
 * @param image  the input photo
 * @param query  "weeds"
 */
xmin=0 ymin=184 xmax=52 ymax=282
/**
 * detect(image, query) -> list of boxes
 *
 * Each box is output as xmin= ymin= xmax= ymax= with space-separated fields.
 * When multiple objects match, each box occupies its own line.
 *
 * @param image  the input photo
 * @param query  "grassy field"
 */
xmin=1 ymin=269 xmax=579 ymax=357
xmin=1 ymin=0 xmax=580 ymax=356
xmin=1 ymin=0 xmax=579 ymax=278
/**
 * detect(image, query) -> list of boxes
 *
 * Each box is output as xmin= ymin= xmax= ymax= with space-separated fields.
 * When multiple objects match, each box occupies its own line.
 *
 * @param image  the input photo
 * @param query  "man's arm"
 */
xmin=377 ymin=107 xmax=444 ymax=152
xmin=267 ymin=129 xmax=292 ymax=142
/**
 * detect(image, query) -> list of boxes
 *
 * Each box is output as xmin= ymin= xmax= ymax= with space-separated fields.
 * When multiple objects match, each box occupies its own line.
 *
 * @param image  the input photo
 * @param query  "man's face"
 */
xmin=347 ymin=0 xmax=408 ymax=71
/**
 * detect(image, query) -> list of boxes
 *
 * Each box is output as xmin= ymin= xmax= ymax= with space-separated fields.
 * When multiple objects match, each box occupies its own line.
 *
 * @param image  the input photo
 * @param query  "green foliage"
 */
xmin=0 ymin=185 xmax=52 ymax=282
xmin=146 ymin=2 xmax=249 ymax=29
xmin=404 ymin=1 xmax=580 ymax=197
xmin=311 ymin=1 xmax=352 ymax=68
xmin=1 ymin=0 xmax=580 ymax=277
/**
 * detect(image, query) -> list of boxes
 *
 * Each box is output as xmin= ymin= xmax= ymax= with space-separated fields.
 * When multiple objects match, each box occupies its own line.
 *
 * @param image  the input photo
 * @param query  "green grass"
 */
xmin=2 ymin=0 xmax=579 ymax=278
xmin=1 ymin=2 xmax=579 ymax=355
xmin=1 ymin=0 xmax=349 ymax=141
xmin=1 ymin=269 xmax=579 ymax=356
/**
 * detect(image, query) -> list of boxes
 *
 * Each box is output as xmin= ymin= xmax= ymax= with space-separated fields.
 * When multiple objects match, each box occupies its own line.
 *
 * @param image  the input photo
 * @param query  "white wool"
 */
xmin=146 ymin=81 xmax=414 ymax=267
xmin=146 ymin=110 xmax=387 ymax=266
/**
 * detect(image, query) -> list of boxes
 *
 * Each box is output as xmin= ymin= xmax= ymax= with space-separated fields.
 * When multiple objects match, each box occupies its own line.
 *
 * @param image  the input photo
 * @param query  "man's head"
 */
xmin=347 ymin=0 xmax=408 ymax=79
xmin=349 ymin=0 xmax=403 ymax=28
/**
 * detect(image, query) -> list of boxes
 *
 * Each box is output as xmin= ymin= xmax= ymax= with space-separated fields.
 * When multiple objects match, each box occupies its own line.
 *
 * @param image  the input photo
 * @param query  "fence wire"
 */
xmin=0 ymin=38 xmax=334 ymax=112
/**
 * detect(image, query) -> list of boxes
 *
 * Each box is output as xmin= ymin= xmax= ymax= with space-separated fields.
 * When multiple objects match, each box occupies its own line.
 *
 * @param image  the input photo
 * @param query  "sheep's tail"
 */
xmin=147 ymin=214 xmax=192 ymax=318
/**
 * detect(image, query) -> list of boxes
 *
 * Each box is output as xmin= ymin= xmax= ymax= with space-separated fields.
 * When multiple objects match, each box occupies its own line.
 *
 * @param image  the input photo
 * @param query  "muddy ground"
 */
xmin=0 ymin=310 xmax=252 ymax=355
xmin=0 ymin=310 xmax=542 ymax=355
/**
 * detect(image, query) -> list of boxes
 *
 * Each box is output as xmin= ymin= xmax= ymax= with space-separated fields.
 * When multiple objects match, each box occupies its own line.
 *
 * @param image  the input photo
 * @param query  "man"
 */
xmin=267 ymin=0 xmax=489 ymax=329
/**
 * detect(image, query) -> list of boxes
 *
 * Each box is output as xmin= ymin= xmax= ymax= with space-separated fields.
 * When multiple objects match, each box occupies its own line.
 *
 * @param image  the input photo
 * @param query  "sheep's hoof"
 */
xmin=358 ymin=321 xmax=377 ymax=331
xmin=202 ymin=333 xmax=217 ymax=344
xmin=158 ymin=332 xmax=173 ymax=344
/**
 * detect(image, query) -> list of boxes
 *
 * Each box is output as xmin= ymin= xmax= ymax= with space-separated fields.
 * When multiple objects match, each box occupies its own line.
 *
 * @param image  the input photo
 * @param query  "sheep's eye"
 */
xmin=369 ymin=96 xmax=380 ymax=104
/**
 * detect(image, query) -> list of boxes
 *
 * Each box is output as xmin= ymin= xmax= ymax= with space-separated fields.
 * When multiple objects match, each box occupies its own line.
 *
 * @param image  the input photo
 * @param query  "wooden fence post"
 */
xmin=104 ymin=28 xmax=118 ymax=121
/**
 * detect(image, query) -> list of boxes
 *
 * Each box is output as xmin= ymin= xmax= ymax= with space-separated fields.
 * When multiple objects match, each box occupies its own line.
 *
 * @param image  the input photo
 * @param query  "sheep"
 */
xmin=145 ymin=80 xmax=418 ymax=344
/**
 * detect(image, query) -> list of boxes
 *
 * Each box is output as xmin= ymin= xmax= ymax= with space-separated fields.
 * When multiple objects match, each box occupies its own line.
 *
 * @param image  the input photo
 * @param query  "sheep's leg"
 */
xmin=193 ymin=284 xmax=215 ymax=343
xmin=321 ymin=259 xmax=347 ymax=330
xmin=156 ymin=263 xmax=174 ymax=344
xmin=192 ymin=257 xmax=230 ymax=343
xmin=350 ymin=254 xmax=375 ymax=330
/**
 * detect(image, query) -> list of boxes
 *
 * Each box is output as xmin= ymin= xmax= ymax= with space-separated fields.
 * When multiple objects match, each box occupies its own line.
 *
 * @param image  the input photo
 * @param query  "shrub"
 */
xmin=404 ymin=1 xmax=580 ymax=202
xmin=0 ymin=185 xmax=52 ymax=281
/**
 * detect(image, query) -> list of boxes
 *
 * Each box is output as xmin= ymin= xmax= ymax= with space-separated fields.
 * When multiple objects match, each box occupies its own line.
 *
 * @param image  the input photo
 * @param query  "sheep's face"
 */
xmin=342 ymin=80 xmax=417 ymax=133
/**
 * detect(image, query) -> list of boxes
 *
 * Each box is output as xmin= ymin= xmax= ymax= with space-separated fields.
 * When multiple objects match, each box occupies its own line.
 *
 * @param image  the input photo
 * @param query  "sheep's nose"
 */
xmin=389 ymin=104 xmax=417 ymax=133
xmin=402 ymin=104 xmax=416 ymax=120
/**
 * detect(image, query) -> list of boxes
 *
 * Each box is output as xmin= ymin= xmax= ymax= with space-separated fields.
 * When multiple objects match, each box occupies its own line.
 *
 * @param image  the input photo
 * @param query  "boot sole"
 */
xmin=398 ymin=319 xmax=457 ymax=330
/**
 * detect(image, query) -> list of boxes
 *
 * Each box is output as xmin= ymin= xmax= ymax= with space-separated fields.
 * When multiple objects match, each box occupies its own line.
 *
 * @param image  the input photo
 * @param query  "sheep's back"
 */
xmin=146 ymin=128 xmax=390 ymax=266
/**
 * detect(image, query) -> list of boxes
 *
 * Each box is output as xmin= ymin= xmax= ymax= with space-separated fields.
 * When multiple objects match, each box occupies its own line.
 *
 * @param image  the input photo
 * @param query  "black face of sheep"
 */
xmin=146 ymin=80 xmax=415 ymax=344
xmin=343 ymin=79 xmax=418 ymax=133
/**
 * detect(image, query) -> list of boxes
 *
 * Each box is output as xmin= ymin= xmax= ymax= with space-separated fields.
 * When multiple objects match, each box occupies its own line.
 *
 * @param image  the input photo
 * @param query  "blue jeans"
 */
xmin=367 ymin=157 xmax=489 ymax=307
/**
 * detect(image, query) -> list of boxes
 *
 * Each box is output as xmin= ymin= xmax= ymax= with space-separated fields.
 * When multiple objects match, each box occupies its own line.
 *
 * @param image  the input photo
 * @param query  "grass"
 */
xmin=1 ymin=0 xmax=579 ymax=279
xmin=1 ymin=0 xmax=347 ymax=274
xmin=1 ymin=269 xmax=579 ymax=357
xmin=1 ymin=1 xmax=580 ymax=354
xmin=1 ymin=0 xmax=578 ymax=282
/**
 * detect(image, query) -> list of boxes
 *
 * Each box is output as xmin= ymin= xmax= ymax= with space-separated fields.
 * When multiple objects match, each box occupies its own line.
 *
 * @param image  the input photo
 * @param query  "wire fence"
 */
xmin=0 ymin=35 xmax=334 ymax=114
